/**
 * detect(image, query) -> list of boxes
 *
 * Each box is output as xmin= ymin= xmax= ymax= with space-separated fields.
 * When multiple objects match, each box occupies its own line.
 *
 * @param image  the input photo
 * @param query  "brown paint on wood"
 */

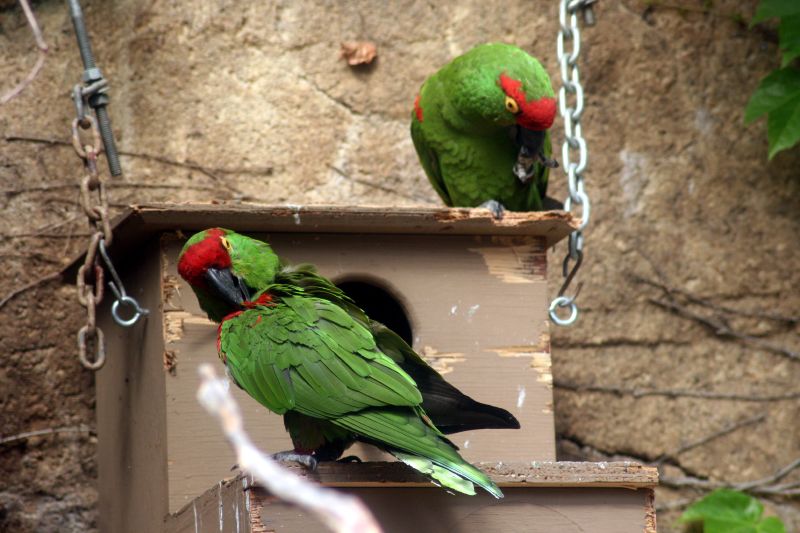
xmin=96 ymin=239 xmax=169 ymax=533
xmin=166 ymin=464 xmax=657 ymax=533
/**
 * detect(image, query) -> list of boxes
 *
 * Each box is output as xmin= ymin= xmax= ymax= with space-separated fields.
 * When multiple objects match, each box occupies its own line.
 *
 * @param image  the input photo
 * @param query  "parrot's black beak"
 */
xmin=204 ymin=267 xmax=251 ymax=308
xmin=513 ymin=127 xmax=559 ymax=182
xmin=517 ymin=127 xmax=546 ymax=158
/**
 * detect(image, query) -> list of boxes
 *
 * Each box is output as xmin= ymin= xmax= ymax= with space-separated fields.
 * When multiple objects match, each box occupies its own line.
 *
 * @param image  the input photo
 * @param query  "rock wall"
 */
xmin=1 ymin=1 xmax=797 ymax=531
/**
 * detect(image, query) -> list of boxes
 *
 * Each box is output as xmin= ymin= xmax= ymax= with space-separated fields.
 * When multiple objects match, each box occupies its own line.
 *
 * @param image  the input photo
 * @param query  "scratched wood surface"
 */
xmin=165 ymin=465 xmax=658 ymax=533
xmin=162 ymin=232 xmax=555 ymax=512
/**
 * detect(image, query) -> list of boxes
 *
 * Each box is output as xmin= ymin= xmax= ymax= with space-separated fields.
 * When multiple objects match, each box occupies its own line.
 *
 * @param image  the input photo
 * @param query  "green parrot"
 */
xmin=411 ymin=42 xmax=560 ymax=217
xmin=178 ymin=228 xmax=507 ymax=497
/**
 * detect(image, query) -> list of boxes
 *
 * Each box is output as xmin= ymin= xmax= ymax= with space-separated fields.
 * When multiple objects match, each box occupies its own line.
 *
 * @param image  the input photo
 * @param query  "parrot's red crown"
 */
xmin=178 ymin=228 xmax=232 ymax=287
xmin=499 ymin=74 xmax=556 ymax=131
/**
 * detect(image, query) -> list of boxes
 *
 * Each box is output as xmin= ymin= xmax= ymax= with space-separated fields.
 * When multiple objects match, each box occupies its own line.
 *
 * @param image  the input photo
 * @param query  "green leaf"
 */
xmin=752 ymin=0 xmax=800 ymax=25
xmin=744 ymin=67 xmax=800 ymax=123
xmin=767 ymin=92 xmax=800 ymax=158
xmin=681 ymin=490 xmax=786 ymax=533
xmin=779 ymin=15 xmax=800 ymax=66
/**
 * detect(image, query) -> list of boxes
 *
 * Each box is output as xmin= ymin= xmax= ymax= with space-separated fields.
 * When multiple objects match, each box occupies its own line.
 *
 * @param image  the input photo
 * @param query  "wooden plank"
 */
xmin=166 ymin=465 xmax=657 ymax=533
xmin=130 ymin=203 xmax=577 ymax=242
xmin=63 ymin=204 xmax=577 ymax=279
xmin=272 ymin=461 xmax=659 ymax=489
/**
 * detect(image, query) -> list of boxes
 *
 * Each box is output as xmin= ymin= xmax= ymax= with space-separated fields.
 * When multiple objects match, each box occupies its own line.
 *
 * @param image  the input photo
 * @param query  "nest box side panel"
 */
xmin=161 ymin=232 xmax=553 ymax=511
xmin=96 ymin=239 xmax=168 ymax=533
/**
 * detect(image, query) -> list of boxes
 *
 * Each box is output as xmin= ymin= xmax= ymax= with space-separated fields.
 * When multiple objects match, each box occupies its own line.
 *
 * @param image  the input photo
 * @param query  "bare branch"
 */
xmin=328 ymin=165 xmax=437 ymax=204
xmin=657 ymin=413 xmax=767 ymax=466
xmin=196 ymin=364 xmax=383 ymax=533
xmin=0 ymin=425 xmax=93 ymax=446
xmin=554 ymin=379 xmax=800 ymax=402
xmin=0 ymin=270 xmax=61 ymax=311
xmin=1 ymin=0 xmax=49 ymax=105
xmin=650 ymin=298 xmax=799 ymax=361
xmin=633 ymin=275 xmax=798 ymax=325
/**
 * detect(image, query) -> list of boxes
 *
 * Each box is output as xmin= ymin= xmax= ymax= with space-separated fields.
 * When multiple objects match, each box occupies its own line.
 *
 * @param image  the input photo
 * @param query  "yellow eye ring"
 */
xmin=505 ymin=96 xmax=520 ymax=114
xmin=220 ymin=237 xmax=233 ymax=252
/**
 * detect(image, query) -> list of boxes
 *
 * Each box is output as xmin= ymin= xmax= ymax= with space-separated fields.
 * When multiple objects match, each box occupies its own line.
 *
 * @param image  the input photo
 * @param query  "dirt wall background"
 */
xmin=1 ymin=1 xmax=798 ymax=531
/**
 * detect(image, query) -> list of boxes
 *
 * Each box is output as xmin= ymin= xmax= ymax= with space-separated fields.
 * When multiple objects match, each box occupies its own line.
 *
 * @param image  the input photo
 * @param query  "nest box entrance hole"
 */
xmin=335 ymin=278 xmax=413 ymax=346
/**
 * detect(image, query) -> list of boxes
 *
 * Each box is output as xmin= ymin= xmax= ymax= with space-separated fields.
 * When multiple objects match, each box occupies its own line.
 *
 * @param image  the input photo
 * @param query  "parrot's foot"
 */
xmin=271 ymin=450 xmax=318 ymax=471
xmin=337 ymin=455 xmax=363 ymax=464
xmin=478 ymin=200 xmax=506 ymax=220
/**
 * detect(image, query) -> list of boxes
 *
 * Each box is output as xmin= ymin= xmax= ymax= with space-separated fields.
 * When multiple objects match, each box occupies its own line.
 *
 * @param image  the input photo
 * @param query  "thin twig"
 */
xmin=328 ymin=165 xmax=436 ymax=204
xmin=657 ymin=413 xmax=767 ymax=465
xmin=651 ymin=298 xmax=799 ymax=361
xmin=196 ymin=364 xmax=382 ymax=533
xmin=0 ymin=270 xmax=61 ymax=311
xmin=3 ymin=135 xmax=270 ymax=185
xmin=554 ymin=379 xmax=800 ymax=402
xmin=0 ymin=425 xmax=93 ymax=446
xmin=0 ymin=0 xmax=48 ymax=105
xmin=633 ymin=275 xmax=798 ymax=325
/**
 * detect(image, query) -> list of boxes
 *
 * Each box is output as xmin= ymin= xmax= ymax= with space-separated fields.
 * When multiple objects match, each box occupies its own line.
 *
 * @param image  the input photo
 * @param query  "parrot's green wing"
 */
xmin=219 ymin=295 xmax=502 ymax=497
xmin=276 ymin=264 xmax=520 ymax=433
xmin=220 ymin=295 xmax=421 ymax=417
xmin=411 ymin=116 xmax=452 ymax=205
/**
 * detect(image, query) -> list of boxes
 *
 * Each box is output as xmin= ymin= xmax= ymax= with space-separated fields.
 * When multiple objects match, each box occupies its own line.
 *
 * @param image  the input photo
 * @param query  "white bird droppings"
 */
xmin=516 ymin=385 xmax=526 ymax=408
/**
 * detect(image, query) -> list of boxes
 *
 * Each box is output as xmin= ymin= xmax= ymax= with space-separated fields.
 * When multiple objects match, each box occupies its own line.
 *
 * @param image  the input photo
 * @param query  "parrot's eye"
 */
xmin=220 ymin=237 xmax=233 ymax=253
xmin=504 ymin=96 xmax=520 ymax=114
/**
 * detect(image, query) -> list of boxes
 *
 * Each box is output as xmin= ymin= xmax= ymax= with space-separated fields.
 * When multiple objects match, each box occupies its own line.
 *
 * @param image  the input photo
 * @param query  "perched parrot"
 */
xmin=178 ymin=228 xmax=513 ymax=497
xmin=411 ymin=42 xmax=560 ymax=217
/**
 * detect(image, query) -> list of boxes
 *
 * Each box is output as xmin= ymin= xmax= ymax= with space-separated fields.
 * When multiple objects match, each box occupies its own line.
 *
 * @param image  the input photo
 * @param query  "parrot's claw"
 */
xmin=478 ymin=200 xmax=506 ymax=220
xmin=538 ymin=151 xmax=559 ymax=169
xmin=337 ymin=455 xmax=363 ymax=464
xmin=271 ymin=451 xmax=318 ymax=471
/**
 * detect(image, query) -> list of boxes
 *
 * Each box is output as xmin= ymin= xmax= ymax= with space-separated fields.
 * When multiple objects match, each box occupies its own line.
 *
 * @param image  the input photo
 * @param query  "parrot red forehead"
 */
xmin=177 ymin=228 xmax=232 ymax=287
xmin=499 ymin=74 xmax=556 ymax=131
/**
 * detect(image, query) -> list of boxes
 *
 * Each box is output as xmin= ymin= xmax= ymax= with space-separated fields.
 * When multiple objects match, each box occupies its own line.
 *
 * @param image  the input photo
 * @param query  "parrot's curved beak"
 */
xmin=204 ymin=267 xmax=251 ymax=308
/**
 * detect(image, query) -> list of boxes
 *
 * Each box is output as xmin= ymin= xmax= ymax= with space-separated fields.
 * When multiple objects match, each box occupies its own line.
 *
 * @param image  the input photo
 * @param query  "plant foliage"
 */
xmin=680 ymin=489 xmax=786 ymax=533
xmin=746 ymin=0 xmax=800 ymax=158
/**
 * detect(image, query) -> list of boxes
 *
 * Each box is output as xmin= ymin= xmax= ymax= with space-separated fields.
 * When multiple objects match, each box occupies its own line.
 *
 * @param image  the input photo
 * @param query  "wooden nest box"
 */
xmin=88 ymin=204 xmax=657 ymax=532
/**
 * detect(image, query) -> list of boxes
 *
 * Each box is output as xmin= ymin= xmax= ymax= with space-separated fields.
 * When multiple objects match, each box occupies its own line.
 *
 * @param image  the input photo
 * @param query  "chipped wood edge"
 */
xmin=644 ymin=488 xmax=657 ymax=533
xmin=62 ymin=204 xmax=575 ymax=278
xmin=245 ymin=461 xmax=659 ymax=489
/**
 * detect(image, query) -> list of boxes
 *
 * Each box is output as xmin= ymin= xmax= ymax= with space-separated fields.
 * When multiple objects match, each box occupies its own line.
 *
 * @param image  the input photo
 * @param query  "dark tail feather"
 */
xmin=542 ymin=195 xmax=564 ymax=211
xmin=432 ymin=395 xmax=520 ymax=434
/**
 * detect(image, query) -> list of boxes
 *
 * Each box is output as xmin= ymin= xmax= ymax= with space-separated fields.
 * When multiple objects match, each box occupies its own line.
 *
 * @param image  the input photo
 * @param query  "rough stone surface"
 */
xmin=1 ymin=1 xmax=798 ymax=531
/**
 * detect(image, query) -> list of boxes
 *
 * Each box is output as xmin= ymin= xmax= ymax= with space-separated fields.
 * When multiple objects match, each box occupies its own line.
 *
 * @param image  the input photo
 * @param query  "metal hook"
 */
xmin=98 ymin=239 xmax=149 ymax=327
xmin=549 ymin=245 xmax=584 ymax=326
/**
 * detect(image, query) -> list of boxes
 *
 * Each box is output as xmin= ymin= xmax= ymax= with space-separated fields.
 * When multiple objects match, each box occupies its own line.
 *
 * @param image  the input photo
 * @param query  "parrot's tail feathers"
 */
xmin=542 ymin=195 xmax=564 ymax=210
xmin=436 ymin=397 xmax=520 ymax=434
xmin=393 ymin=451 xmax=476 ymax=496
xmin=392 ymin=450 xmax=503 ymax=499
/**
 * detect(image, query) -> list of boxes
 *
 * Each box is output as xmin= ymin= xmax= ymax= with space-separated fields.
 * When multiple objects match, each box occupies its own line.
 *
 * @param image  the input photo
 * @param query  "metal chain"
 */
xmin=74 ymin=118 xmax=110 ymax=370
xmin=549 ymin=0 xmax=594 ymax=326
xmin=69 ymin=0 xmax=147 ymax=370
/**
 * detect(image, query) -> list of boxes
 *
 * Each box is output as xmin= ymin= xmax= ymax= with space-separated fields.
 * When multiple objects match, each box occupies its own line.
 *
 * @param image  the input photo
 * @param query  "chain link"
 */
xmin=550 ymin=0 xmax=593 ymax=327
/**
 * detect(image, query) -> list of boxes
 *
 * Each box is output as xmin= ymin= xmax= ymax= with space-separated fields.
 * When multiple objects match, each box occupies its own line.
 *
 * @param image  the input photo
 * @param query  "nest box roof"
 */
xmin=64 ymin=203 xmax=578 ymax=279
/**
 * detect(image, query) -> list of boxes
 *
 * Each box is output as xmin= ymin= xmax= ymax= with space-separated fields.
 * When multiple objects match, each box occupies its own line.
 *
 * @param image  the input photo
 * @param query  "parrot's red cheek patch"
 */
xmin=178 ymin=228 xmax=232 ymax=286
xmin=414 ymin=94 xmax=424 ymax=122
xmin=499 ymin=74 xmax=556 ymax=130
